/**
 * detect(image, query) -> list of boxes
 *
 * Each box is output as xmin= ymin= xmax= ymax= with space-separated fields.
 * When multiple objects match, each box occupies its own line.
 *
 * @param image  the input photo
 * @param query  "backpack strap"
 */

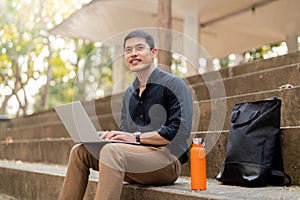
xmin=271 ymin=170 xmax=292 ymax=186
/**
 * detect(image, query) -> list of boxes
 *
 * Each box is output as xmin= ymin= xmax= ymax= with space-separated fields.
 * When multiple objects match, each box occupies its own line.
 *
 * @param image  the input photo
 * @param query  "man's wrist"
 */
xmin=135 ymin=134 xmax=141 ymax=143
xmin=133 ymin=132 xmax=142 ymax=143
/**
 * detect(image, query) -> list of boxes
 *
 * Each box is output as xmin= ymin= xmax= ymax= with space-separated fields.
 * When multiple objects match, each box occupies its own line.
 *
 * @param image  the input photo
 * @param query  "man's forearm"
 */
xmin=140 ymin=131 xmax=170 ymax=145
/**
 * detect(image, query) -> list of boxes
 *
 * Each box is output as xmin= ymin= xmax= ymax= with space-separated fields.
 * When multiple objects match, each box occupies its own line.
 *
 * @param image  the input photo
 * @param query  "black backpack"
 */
xmin=216 ymin=97 xmax=291 ymax=187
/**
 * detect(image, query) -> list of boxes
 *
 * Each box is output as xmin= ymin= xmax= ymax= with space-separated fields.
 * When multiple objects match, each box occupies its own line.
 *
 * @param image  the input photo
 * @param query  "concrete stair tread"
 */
xmin=191 ymin=63 xmax=300 ymax=101
xmin=0 ymin=159 xmax=97 ymax=180
xmin=1 ymin=160 xmax=300 ymax=200
xmin=186 ymin=51 xmax=300 ymax=85
xmin=1 ymin=126 xmax=299 ymax=185
xmin=2 ymin=86 xmax=300 ymax=140
xmin=196 ymin=86 xmax=300 ymax=131
xmin=0 ymin=194 xmax=17 ymax=200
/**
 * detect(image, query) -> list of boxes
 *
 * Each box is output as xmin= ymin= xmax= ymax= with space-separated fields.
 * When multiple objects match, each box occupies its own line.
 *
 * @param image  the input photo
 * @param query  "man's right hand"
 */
xmin=98 ymin=131 xmax=109 ymax=139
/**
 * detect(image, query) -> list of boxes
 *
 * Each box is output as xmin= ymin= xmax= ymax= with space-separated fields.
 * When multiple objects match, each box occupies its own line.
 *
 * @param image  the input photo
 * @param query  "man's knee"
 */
xmin=69 ymin=143 xmax=92 ymax=164
xmin=70 ymin=143 xmax=85 ymax=157
xmin=100 ymin=143 xmax=120 ymax=159
xmin=99 ymin=143 xmax=125 ymax=170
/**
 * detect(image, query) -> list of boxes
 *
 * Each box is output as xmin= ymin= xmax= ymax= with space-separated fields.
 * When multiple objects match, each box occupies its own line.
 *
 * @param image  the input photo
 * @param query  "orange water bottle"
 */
xmin=190 ymin=138 xmax=206 ymax=190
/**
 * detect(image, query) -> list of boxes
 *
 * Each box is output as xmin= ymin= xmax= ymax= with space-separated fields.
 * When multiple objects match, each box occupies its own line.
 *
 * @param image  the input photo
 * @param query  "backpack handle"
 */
xmin=270 ymin=170 xmax=292 ymax=186
xmin=231 ymin=110 xmax=260 ymax=127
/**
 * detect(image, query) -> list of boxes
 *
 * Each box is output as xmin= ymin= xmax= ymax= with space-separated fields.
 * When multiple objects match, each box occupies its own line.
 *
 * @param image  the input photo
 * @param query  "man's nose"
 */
xmin=130 ymin=49 xmax=138 ymax=56
xmin=132 ymin=48 xmax=138 ymax=54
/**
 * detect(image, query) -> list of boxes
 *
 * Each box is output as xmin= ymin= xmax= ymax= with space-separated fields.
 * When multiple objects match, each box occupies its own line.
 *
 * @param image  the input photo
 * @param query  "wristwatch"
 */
xmin=136 ymin=135 xmax=141 ymax=143
xmin=133 ymin=132 xmax=142 ymax=143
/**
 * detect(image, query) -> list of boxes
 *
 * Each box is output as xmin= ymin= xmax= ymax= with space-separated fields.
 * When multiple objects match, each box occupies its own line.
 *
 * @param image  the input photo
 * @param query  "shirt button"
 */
xmin=140 ymin=114 xmax=143 ymax=118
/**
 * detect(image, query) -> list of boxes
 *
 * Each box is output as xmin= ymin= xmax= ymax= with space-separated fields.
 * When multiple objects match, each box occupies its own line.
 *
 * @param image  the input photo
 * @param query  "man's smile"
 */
xmin=130 ymin=58 xmax=142 ymax=64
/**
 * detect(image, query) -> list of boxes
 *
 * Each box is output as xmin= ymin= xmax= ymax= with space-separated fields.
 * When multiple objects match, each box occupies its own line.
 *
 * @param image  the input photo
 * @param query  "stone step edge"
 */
xmin=3 ymin=85 xmax=299 ymax=134
xmin=186 ymin=51 xmax=300 ymax=84
xmin=0 ymin=160 xmax=225 ymax=200
xmin=0 ymin=160 xmax=300 ymax=200
xmin=196 ymin=85 xmax=300 ymax=103
xmin=0 ymin=137 xmax=71 ymax=144
xmin=1 ymin=160 xmax=300 ymax=200
xmin=0 ymin=194 xmax=17 ymax=200
xmin=1 ymin=126 xmax=299 ymax=143
xmin=190 ymin=62 xmax=299 ymax=87
xmin=191 ymin=126 xmax=300 ymax=134
xmin=2 ymin=126 xmax=300 ymax=143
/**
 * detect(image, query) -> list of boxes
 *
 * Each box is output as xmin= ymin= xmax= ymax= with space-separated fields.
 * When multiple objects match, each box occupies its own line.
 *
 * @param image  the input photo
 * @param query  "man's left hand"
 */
xmin=103 ymin=130 xmax=136 ymax=142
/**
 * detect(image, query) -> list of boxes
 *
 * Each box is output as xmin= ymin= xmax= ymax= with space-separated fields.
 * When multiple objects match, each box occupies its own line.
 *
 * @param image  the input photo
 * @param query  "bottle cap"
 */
xmin=193 ymin=138 xmax=204 ymax=145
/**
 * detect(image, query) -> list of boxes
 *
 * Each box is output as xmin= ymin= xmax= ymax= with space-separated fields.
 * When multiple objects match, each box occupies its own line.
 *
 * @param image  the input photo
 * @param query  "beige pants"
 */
xmin=59 ymin=143 xmax=182 ymax=200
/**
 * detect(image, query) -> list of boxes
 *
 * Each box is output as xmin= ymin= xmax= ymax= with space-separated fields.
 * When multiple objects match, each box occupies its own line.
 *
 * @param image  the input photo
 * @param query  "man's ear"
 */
xmin=151 ymin=48 xmax=158 ymax=58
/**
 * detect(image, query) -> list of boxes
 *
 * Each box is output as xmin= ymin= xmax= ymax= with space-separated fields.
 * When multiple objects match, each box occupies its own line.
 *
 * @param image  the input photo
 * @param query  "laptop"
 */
xmin=55 ymin=101 xmax=140 ymax=145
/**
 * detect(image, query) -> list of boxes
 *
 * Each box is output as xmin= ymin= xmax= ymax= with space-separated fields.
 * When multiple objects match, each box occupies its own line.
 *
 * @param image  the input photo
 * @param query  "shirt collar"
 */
xmin=132 ymin=67 xmax=160 ymax=89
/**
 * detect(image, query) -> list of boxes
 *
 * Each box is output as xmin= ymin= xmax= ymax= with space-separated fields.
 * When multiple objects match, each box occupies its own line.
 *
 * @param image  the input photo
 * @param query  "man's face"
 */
xmin=124 ymin=37 xmax=157 ymax=72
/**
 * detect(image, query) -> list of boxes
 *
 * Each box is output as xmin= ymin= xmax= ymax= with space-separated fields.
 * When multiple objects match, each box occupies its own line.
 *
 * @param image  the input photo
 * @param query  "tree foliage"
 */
xmin=0 ymin=0 xmax=112 ymax=117
xmin=218 ymin=42 xmax=286 ymax=68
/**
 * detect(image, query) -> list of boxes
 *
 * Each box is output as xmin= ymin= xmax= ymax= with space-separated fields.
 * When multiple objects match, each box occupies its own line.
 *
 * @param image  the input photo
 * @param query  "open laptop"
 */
xmin=55 ymin=101 xmax=140 ymax=145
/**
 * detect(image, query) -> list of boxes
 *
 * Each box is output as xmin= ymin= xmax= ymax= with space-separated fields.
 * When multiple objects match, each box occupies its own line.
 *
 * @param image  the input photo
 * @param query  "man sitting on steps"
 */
xmin=59 ymin=29 xmax=193 ymax=200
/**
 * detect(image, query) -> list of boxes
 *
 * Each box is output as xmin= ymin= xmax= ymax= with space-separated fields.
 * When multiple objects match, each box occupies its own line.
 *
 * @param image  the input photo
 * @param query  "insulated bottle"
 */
xmin=190 ymin=138 xmax=206 ymax=190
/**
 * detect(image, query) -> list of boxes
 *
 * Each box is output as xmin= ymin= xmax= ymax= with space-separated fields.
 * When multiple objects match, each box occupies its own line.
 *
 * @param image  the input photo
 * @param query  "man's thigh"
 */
xmin=99 ymin=143 xmax=178 ymax=173
xmin=124 ymin=159 xmax=181 ymax=185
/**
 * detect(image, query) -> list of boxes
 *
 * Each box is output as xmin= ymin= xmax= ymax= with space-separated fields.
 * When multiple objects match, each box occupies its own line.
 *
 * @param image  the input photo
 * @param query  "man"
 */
xmin=59 ymin=29 xmax=193 ymax=200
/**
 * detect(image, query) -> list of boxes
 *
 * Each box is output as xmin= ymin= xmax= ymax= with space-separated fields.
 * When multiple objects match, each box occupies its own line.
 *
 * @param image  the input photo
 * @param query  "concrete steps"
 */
xmin=2 ymin=86 xmax=298 ymax=141
xmin=190 ymin=63 xmax=300 ymax=101
xmin=1 ymin=127 xmax=299 ymax=185
xmin=1 ymin=160 xmax=299 ymax=200
xmin=0 ymin=138 xmax=74 ymax=165
xmin=1 ymin=52 xmax=300 ymax=199
xmin=196 ymin=86 xmax=300 ymax=132
xmin=186 ymin=51 xmax=300 ymax=85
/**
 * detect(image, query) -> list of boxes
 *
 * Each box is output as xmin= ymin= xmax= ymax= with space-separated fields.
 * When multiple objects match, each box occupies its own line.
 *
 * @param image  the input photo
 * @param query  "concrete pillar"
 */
xmin=112 ymin=46 xmax=127 ymax=94
xmin=184 ymin=10 xmax=200 ymax=76
xmin=157 ymin=0 xmax=172 ymax=73
xmin=286 ymin=35 xmax=299 ymax=53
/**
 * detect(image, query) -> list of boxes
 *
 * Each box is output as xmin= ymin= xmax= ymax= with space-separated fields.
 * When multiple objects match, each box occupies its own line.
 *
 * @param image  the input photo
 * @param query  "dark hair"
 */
xmin=123 ymin=29 xmax=155 ymax=50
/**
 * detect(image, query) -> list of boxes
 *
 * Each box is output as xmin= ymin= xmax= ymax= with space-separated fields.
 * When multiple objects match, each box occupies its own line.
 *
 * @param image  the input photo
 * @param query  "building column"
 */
xmin=286 ymin=35 xmax=299 ymax=53
xmin=157 ymin=0 xmax=172 ymax=73
xmin=112 ymin=46 xmax=127 ymax=94
xmin=184 ymin=10 xmax=200 ymax=76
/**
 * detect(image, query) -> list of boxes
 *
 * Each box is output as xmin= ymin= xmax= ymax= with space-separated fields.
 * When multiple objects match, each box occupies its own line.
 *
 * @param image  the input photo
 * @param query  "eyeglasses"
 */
xmin=124 ymin=44 xmax=149 ymax=54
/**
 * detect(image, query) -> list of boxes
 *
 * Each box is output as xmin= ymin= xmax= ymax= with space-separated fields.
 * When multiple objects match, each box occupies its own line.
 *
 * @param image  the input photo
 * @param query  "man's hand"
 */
xmin=97 ymin=131 xmax=108 ymax=138
xmin=98 ymin=131 xmax=136 ymax=142
xmin=98 ymin=131 xmax=170 ymax=145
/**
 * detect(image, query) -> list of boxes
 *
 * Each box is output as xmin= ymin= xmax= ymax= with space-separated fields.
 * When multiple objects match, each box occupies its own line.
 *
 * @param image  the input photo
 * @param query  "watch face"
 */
xmin=136 ymin=135 xmax=141 ymax=143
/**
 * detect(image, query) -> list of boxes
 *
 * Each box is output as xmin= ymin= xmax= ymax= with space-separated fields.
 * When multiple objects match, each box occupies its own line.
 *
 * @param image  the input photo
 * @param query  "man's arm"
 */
xmin=100 ymin=130 xmax=170 ymax=145
xmin=139 ymin=131 xmax=170 ymax=145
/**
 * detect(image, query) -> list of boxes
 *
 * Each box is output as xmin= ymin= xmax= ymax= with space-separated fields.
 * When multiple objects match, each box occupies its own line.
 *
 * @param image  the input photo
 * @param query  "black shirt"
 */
xmin=120 ymin=68 xmax=193 ymax=164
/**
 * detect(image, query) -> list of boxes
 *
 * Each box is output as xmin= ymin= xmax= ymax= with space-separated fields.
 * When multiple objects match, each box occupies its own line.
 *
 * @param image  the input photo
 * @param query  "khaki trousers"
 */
xmin=58 ymin=143 xmax=182 ymax=200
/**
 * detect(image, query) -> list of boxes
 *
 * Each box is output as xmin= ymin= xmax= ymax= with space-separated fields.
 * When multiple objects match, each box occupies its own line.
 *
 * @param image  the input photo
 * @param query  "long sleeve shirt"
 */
xmin=120 ymin=67 xmax=193 ymax=164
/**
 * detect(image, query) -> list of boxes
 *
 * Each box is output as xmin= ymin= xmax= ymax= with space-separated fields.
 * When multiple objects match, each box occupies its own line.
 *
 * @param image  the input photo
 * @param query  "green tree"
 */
xmin=0 ymin=0 xmax=44 ymax=116
xmin=218 ymin=42 xmax=286 ymax=68
xmin=0 ymin=0 xmax=114 ymax=117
